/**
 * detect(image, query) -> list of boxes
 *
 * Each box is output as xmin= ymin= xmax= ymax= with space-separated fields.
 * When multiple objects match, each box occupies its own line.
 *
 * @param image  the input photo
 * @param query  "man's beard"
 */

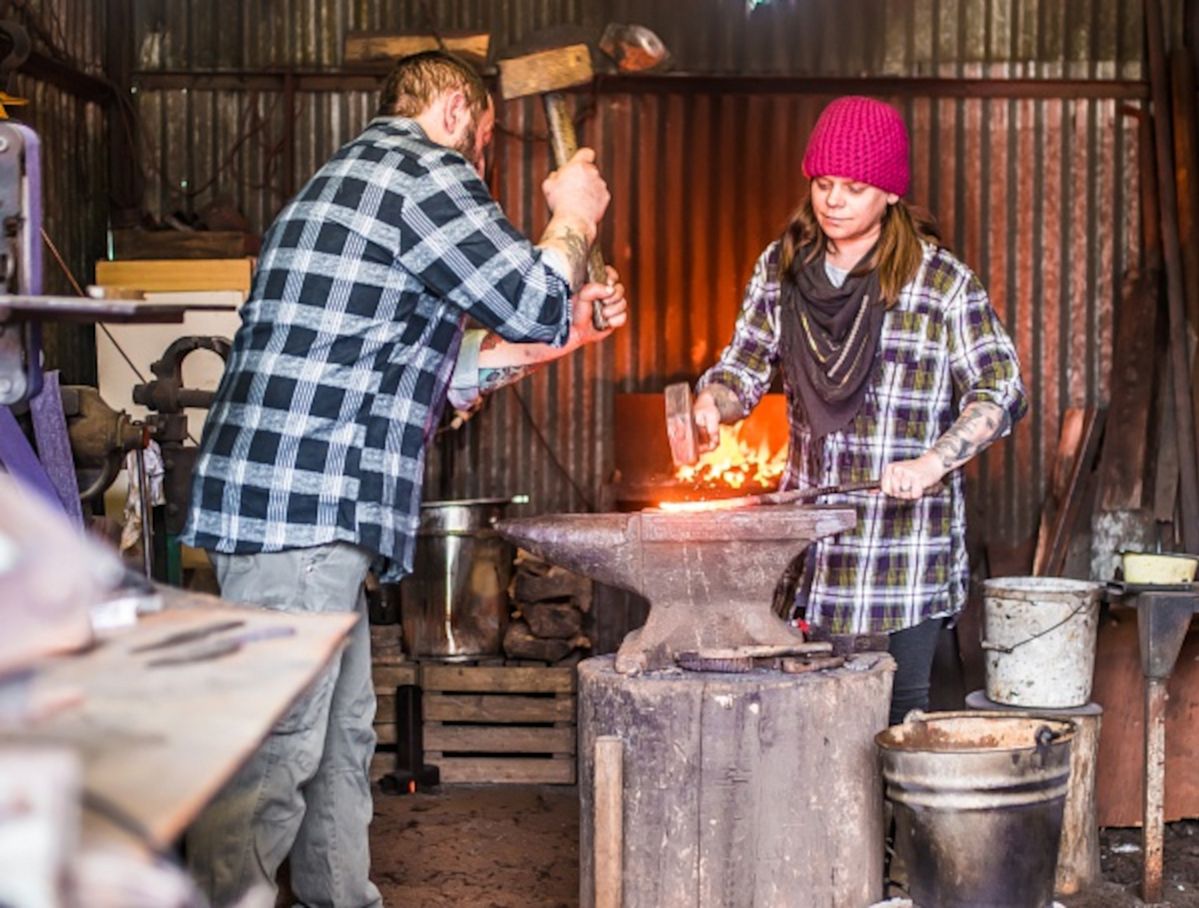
xmin=453 ymin=118 xmax=478 ymax=163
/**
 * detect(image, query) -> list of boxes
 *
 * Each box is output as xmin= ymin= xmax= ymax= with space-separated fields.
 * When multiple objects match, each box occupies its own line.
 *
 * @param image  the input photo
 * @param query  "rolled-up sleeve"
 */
xmin=947 ymin=274 xmax=1028 ymax=430
xmin=697 ymin=243 xmax=782 ymax=417
xmin=396 ymin=150 xmax=573 ymax=347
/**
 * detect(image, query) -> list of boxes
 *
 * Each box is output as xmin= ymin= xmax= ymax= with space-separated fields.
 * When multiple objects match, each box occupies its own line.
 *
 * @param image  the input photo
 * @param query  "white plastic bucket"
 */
xmin=982 ymin=576 xmax=1102 ymax=708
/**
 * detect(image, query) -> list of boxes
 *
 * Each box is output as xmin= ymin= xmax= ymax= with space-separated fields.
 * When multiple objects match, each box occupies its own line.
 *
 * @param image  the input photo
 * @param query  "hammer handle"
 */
xmin=543 ymin=92 xmax=610 ymax=329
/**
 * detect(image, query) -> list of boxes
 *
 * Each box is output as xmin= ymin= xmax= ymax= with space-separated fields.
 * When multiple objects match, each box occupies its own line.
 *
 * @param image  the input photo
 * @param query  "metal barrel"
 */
xmin=877 ymin=711 xmax=1075 ymax=908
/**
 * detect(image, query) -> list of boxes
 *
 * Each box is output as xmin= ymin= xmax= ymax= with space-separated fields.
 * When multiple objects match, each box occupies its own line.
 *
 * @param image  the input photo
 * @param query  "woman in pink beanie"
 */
xmin=692 ymin=96 xmax=1028 ymax=725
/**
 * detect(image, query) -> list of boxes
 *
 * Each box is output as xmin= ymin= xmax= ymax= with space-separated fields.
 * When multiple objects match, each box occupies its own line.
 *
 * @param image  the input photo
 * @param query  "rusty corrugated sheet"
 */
xmin=430 ymin=90 xmax=1138 ymax=547
xmin=133 ymin=0 xmax=1146 ymax=76
xmin=130 ymin=3 xmax=1145 ymax=549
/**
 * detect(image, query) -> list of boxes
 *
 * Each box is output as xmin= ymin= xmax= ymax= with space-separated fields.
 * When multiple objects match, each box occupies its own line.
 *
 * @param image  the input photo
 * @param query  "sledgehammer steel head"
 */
xmin=665 ymin=382 xmax=700 ymax=467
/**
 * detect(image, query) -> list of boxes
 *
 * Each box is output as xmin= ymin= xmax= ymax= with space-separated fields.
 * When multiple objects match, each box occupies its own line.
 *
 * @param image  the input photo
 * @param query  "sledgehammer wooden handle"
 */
xmin=544 ymin=92 xmax=610 ymax=330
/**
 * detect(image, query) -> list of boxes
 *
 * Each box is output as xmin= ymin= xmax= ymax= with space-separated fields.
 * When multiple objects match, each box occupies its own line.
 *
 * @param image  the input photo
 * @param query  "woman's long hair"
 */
xmin=777 ymin=196 xmax=942 ymax=307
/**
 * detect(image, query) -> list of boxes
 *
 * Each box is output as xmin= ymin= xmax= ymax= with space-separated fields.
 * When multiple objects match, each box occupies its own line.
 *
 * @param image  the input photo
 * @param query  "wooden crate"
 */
xmin=421 ymin=664 xmax=577 ymax=784
xmin=372 ymin=655 xmax=418 ymax=747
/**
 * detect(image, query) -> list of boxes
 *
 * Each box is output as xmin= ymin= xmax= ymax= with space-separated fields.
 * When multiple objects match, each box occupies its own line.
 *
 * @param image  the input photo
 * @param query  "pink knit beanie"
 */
xmin=802 ymin=96 xmax=910 ymax=197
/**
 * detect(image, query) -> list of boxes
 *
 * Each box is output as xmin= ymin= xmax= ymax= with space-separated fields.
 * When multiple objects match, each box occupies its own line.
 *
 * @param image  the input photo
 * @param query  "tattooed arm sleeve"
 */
xmin=929 ymin=400 xmax=1011 ymax=472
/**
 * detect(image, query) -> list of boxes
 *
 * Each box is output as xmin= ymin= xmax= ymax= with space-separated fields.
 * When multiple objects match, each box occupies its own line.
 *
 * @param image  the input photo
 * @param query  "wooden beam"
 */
xmin=344 ymin=32 xmax=490 ymax=66
xmin=132 ymin=70 xmax=1150 ymax=100
xmin=20 ymin=50 xmax=113 ymax=105
xmin=106 ymin=0 xmax=141 ymax=222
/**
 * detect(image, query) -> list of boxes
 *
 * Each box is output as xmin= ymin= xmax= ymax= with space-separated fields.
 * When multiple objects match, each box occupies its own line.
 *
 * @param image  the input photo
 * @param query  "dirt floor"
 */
xmin=369 ymin=784 xmax=1198 ymax=907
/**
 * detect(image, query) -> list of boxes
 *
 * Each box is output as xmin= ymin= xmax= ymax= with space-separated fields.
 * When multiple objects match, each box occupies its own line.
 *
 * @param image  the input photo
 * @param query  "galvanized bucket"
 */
xmin=982 ymin=576 xmax=1102 ymax=708
xmin=877 ymin=712 xmax=1075 ymax=908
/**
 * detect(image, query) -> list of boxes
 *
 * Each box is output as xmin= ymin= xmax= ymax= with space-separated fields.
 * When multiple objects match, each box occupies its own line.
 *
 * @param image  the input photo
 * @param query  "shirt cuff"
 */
xmin=447 ymin=328 xmax=487 ymax=410
xmin=540 ymin=247 xmax=576 ymax=291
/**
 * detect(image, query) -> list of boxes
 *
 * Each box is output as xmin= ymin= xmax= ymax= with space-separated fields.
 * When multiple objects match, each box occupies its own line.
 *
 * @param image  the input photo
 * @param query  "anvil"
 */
xmin=497 ymin=504 xmax=856 ymax=673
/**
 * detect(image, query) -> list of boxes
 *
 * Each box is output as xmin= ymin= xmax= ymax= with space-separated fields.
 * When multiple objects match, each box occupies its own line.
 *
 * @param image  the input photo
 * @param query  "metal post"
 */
xmin=1142 ymin=678 xmax=1168 ymax=903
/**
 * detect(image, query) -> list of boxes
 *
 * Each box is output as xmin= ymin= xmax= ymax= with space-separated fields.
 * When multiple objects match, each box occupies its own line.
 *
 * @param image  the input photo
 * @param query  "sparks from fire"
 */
xmin=674 ymin=420 xmax=788 ymax=492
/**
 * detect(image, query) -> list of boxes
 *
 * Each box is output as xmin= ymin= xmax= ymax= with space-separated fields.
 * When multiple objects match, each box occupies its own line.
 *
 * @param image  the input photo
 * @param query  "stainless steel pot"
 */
xmin=399 ymin=497 xmax=518 ymax=658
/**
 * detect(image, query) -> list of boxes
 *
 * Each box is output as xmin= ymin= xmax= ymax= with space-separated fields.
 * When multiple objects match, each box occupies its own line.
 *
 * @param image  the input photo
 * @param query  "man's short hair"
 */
xmin=377 ymin=50 xmax=489 ymax=119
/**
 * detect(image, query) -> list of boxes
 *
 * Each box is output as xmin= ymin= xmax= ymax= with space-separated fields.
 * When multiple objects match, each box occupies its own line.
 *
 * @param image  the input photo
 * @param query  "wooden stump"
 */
xmin=578 ymin=653 xmax=895 ymax=908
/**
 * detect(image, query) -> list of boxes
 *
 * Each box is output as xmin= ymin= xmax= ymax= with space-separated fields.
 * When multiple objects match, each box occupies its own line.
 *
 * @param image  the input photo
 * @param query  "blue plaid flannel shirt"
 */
xmin=699 ymin=241 xmax=1027 ymax=634
xmin=182 ymin=118 xmax=573 ymax=580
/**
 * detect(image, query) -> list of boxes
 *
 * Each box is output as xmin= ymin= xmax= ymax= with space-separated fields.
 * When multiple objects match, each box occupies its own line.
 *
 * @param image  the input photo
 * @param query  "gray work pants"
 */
xmin=186 ymin=542 xmax=382 ymax=908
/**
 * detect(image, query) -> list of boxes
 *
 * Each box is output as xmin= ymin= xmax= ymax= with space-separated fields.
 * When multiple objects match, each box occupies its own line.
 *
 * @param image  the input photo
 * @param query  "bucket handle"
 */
xmin=980 ymin=598 xmax=1093 ymax=654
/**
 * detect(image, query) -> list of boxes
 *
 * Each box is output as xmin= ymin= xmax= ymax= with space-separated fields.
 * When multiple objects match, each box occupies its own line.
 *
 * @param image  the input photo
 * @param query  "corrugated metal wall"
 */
xmin=8 ymin=0 xmax=109 ymax=383
xmin=132 ymin=0 xmax=1150 ymax=548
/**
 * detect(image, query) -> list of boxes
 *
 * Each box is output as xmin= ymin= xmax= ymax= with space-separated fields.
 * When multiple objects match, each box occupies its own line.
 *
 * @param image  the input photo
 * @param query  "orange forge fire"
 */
xmin=672 ymin=420 xmax=789 ymax=493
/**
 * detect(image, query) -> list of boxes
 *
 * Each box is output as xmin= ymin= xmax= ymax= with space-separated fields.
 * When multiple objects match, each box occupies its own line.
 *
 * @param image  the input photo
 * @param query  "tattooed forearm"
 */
xmin=537 ymin=221 xmax=591 ymax=289
xmin=478 ymin=363 xmax=539 ymax=395
xmin=929 ymin=401 xmax=1012 ymax=471
xmin=705 ymin=383 xmax=745 ymax=423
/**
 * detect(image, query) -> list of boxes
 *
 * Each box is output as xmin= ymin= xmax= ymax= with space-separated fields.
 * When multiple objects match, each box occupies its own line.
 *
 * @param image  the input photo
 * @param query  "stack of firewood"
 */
xmin=503 ymin=551 xmax=592 ymax=665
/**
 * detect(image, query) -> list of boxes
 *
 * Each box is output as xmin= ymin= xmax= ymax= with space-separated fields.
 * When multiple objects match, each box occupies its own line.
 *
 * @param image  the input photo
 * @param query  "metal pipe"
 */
xmin=134 ymin=444 xmax=152 ymax=578
xmin=1142 ymin=678 xmax=1168 ymax=903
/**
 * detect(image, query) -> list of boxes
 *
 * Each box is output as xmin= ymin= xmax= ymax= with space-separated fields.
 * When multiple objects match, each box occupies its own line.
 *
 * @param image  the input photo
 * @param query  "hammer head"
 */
xmin=497 ymin=43 xmax=594 ymax=101
xmin=665 ymin=382 xmax=701 ymax=467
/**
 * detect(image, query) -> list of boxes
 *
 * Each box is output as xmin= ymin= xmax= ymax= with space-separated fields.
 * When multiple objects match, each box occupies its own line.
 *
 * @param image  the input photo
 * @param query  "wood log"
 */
xmin=503 ymin=620 xmax=574 ymax=662
xmin=516 ymin=568 xmax=591 ymax=604
xmin=578 ymin=653 xmax=894 ymax=908
xmin=521 ymin=600 xmax=584 ymax=639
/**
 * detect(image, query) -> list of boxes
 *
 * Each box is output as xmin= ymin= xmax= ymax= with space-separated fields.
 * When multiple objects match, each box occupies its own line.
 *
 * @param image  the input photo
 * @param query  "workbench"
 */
xmin=1 ymin=591 xmax=356 ymax=852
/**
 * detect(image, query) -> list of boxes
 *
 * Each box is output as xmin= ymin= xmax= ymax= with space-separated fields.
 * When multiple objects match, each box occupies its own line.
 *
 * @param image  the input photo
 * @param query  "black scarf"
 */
xmin=777 ymin=245 xmax=885 ymax=444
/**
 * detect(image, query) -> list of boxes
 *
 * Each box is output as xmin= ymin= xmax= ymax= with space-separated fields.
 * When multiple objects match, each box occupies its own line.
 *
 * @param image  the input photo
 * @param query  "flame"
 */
xmin=674 ymin=420 xmax=788 ymax=493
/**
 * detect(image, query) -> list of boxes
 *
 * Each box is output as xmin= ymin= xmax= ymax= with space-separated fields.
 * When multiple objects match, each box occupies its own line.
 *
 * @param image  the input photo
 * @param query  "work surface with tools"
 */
xmin=2 ymin=594 xmax=355 ymax=850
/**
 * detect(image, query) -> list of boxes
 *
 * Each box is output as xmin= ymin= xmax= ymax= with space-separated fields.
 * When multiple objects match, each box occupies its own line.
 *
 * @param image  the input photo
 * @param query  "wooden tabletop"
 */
xmin=1 ymin=598 xmax=356 ymax=851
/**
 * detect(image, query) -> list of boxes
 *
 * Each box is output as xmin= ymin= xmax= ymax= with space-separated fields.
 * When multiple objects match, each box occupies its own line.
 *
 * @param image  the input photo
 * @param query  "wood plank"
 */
xmin=423 ymin=724 xmax=575 ymax=754
xmin=423 ymin=693 xmax=575 ymax=723
xmin=111 ymin=229 xmax=250 ymax=261
xmin=372 ymin=663 xmax=418 ymax=691
xmin=593 ymin=736 xmax=624 ymax=908
xmin=1093 ymin=606 xmax=1199 ymax=826
xmin=344 ymin=31 xmax=490 ymax=65
xmin=420 ymin=664 xmax=576 ymax=694
xmin=1097 ymin=276 xmax=1160 ymax=511
xmin=375 ymin=723 xmax=397 ymax=746
xmin=4 ymin=602 xmax=355 ymax=850
xmin=431 ymin=756 xmax=576 ymax=784
xmin=375 ymin=693 xmax=394 ymax=720
xmin=95 ymin=258 xmax=253 ymax=293
xmin=1034 ymin=408 xmax=1086 ymax=575
xmin=1036 ymin=408 xmax=1106 ymax=577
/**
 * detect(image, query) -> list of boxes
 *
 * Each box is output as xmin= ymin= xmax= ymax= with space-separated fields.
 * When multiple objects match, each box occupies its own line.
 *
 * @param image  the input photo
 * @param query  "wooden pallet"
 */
xmin=421 ymin=664 xmax=577 ymax=784
xmin=372 ymin=655 xmax=418 ymax=747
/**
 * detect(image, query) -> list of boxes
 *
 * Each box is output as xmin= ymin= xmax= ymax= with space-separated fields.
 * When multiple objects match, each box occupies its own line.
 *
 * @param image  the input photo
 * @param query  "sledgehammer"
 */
xmin=498 ymin=33 xmax=665 ymax=330
xmin=497 ymin=44 xmax=611 ymax=329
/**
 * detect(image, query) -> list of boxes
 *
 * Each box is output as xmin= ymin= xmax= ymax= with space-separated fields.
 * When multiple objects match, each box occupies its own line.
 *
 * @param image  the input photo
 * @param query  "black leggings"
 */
xmin=887 ymin=616 xmax=945 ymax=726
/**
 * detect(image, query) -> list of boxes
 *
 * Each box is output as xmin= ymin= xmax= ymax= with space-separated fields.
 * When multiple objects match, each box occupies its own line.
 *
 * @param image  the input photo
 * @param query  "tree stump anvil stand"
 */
xmin=499 ymin=504 xmax=896 ymax=906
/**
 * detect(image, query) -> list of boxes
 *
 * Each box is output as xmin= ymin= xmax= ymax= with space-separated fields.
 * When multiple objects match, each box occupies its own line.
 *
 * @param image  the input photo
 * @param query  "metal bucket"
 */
xmin=877 ymin=712 xmax=1075 ymax=908
xmin=399 ymin=498 xmax=515 ymax=658
xmin=982 ymin=576 xmax=1102 ymax=708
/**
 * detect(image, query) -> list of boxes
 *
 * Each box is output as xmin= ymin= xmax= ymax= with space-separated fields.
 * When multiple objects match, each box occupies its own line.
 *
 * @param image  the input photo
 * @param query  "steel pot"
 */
xmin=399 ymin=497 xmax=520 ymax=658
